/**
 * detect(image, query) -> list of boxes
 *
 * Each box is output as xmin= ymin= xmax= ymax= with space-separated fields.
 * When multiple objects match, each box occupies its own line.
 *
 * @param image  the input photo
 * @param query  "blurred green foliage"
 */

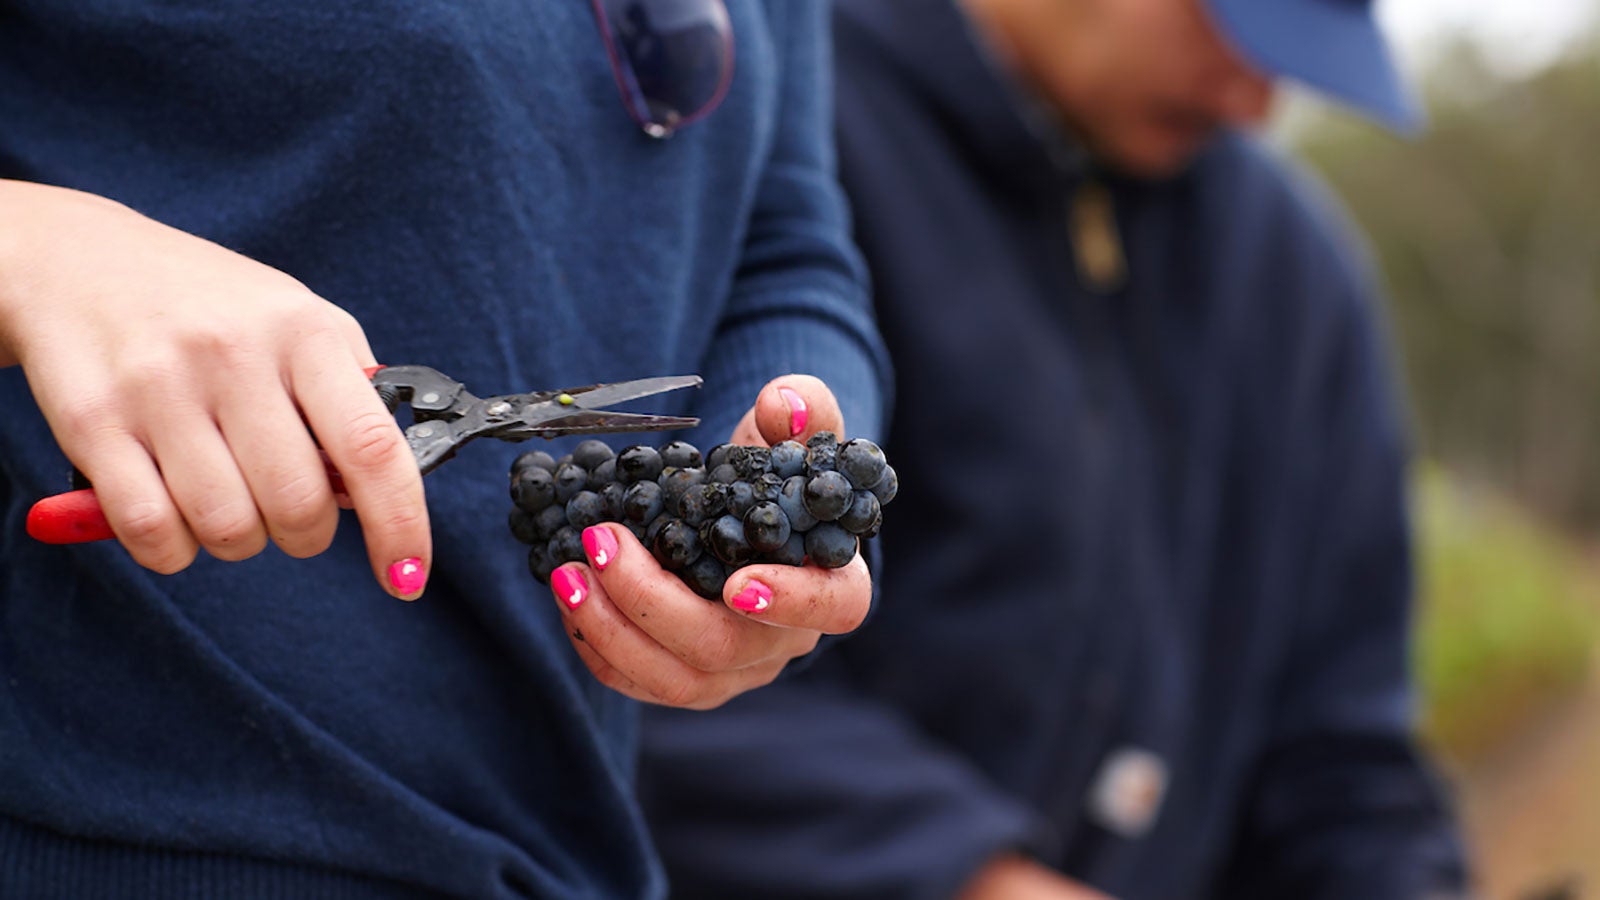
xmin=1297 ymin=38 xmax=1600 ymax=535
xmin=1413 ymin=465 xmax=1600 ymax=764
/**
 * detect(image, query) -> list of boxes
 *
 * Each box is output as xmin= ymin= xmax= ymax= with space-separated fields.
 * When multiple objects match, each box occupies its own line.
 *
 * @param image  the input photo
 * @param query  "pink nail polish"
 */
xmin=779 ymin=387 xmax=808 ymax=438
xmin=388 ymin=558 xmax=427 ymax=599
xmin=552 ymin=566 xmax=588 ymax=610
xmin=730 ymin=580 xmax=773 ymax=613
xmin=582 ymin=525 xmax=619 ymax=571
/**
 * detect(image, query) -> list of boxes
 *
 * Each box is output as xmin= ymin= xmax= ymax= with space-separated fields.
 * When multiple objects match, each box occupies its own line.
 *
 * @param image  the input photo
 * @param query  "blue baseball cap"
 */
xmin=1205 ymin=0 xmax=1423 ymax=133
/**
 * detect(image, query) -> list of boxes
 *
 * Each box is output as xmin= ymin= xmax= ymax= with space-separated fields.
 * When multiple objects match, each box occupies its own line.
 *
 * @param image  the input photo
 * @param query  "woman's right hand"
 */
xmin=0 ymin=180 xmax=431 ymax=599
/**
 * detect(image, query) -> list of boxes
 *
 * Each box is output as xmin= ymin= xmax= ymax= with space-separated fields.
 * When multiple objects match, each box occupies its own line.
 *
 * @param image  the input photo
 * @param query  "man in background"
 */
xmin=639 ymin=0 xmax=1471 ymax=897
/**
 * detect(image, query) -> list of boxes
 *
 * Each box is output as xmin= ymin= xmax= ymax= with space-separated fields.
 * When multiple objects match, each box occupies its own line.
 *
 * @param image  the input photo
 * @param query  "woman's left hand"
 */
xmin=546 ymin=375 xmax=872 ymax=709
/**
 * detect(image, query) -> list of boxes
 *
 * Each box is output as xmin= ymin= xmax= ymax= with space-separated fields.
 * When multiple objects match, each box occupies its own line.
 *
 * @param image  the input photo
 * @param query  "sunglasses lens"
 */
xmin=594 ymin=0 xmax=734 ymax=136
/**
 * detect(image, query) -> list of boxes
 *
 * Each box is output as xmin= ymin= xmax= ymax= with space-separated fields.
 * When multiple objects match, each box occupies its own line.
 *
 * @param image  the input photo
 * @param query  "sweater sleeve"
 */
xmin=684 ymin=0 xmax=892 ymax=449
xmin=638 ymin=670 xmax=1053 ymax=900
xmin=1211 ymin=179 xmax=1470 ymax=899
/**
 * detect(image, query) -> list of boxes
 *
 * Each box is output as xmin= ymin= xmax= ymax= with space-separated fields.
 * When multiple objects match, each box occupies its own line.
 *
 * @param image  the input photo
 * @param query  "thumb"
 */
xmin=730 ymin=374 xmax=847 ymax=447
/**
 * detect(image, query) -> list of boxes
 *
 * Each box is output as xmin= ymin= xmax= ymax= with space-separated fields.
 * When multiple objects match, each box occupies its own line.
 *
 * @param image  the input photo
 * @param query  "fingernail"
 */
xmin=388 ymin=557 xmax=427 ymax=599
xmin=779 ymin=387 xmax=808 ymax=438
xmin=552 ymin=566 xmax=588 ymax=611
xmin=582 ymin=525 xmax=619 ymax=571
xmin=730 ymin=579 xmax=773 ymax=613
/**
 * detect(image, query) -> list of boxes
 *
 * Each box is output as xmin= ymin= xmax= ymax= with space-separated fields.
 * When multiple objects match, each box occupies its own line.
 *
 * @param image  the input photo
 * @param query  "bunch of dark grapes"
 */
xmin=507 ymin=432 xmax=897 ymax=600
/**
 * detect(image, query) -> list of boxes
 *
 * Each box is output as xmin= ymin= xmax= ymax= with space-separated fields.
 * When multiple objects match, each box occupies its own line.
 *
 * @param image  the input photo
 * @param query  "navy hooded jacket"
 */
xmin=637 ymin=2 xmax=1470 ymax=897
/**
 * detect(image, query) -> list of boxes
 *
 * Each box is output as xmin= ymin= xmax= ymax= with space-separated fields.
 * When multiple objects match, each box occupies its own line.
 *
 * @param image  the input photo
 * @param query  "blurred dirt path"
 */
xmin=1455 ymin=671 xmax=1600 ymax=899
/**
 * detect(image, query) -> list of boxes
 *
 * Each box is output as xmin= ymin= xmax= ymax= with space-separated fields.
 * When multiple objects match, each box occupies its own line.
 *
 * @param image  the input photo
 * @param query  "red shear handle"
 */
xmin=26 ymin=489 xmax=115 ymax=544
xmin=26 ymin=367 xmax=386 ymax=544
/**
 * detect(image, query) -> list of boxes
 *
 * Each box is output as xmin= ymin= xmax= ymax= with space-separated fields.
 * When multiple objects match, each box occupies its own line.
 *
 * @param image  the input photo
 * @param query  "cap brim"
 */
xmin=1205 ymin=0 xmax=1424 ymax=134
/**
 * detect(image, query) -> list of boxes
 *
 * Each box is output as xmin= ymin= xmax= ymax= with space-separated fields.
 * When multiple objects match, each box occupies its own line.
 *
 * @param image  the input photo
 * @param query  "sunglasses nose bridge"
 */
xmin=592 ymin=0 xmax=735 ymax=137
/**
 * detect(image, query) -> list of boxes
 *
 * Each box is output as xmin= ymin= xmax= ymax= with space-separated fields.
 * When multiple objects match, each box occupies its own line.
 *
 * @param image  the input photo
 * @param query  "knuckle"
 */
xmin=682 ymin=622 xmax=743 ymax=673
xmin=264 ymin=471 xmax=332 ymax=535
xmin=338 ymin=410 xmax=407 ymax=474
xmin=655 ymin=673 xmax=708 ymax=709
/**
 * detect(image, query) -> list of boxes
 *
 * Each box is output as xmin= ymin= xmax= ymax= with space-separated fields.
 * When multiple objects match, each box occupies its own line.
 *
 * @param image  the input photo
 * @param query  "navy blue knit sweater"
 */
xmin=0 ymin=2 xmax=887 ymax=897
xmin=639 ymin=1 xmax=1467 ymax=898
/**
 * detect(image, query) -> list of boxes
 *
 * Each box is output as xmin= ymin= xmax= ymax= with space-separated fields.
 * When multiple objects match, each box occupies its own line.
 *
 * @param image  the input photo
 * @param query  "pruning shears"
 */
xmin=26 ymin=364 xmax=701 ymax=544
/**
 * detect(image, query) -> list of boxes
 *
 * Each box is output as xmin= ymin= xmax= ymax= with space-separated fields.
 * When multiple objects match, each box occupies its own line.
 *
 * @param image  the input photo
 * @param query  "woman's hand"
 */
xmin=547 ymin=375 xmax=872 ymax=709
xmin=0 ymin=180 xmax=431 ymax=598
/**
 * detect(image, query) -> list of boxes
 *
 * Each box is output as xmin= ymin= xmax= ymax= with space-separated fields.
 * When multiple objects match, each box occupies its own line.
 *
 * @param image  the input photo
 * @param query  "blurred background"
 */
xmin=1278 ymin=1 xmax=1600 ymax=896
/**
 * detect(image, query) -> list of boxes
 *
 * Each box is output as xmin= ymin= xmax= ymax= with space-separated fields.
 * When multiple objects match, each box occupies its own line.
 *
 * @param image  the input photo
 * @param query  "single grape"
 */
xmin=623 ymin=480 xmax=665 ymax=524
xmin=512 ymin=449 xmax=558 ymax=475
xmin=743 ymin=501 xmax=791 ymax=553
xmin=803 ymin=470 xmax=852 ymax=522
xmin=553 ymin=461 xmax=589 ymax=503
xmin=528 ymin=542 xmax=556 ymax=584
xmin=769 ymin=440 xmax=806 ymax=478
xmin=751 ymin=472 xmax=784 ymax=504
xmin=804 ymin=523 xmax=857 ymax=568
xmin=652 ymin=518 xmax=703 ymax=570
xmin=572 ymin=439 xmax=616 ymax=471
xmin=837 ymin=490 xmax=881 ymax=536
xmin=870 ymin=465 xmax=898 ymax=505
xmin=677 ymin=482 xmax=728 ymax=527
xmin=616 ymin=445 xmax=664 ymax=485
xmin=533 ymin=504 xmax=569 ymax=542
xmin=728 ymin=445 xmax=771 ymax=481
xmin=681 ymin=554 xmax=730 ymax=601
xmin=600 ymin=482 xmax=628 ymax=522
xmin=549 ymin=526 xmax=585 ymax=565
xmin=566 ymin=490 xmax=607 ymax=530
xmin=725 ymin=480 xmax=757 ymax=518
xmin=705 ymin=443 xmax=733 ymax=470
xmin=766 ymin=530 xmax=807 ymax=567
xmin=509 ymin=508 xmax=541 ymax=545
xmin=805 ymin=431 xmax=839 ymax=475
xmin=708 ymin=463 xmax=739 ymax=485
xmin=659 ymin=466 xmax=706 ymax=508
xmin=660 ymin=440 xmax=702 ymax=470
xmin=838 ymin=439 xmax=889 ymax=490
xmin=705 ymin=514 xmax=755 ymax=567
xmin=511 ymin=466 xmax=556 ymax=513
xmin=778 ymin=475 xmax=820 ymax=531
xmin=587 ymin=458 xmax=616 ymax=490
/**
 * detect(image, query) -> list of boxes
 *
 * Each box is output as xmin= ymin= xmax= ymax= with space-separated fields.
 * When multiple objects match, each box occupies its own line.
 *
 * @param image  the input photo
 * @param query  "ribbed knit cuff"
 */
xmin=0 ymin=814 xmax=443 ymax=900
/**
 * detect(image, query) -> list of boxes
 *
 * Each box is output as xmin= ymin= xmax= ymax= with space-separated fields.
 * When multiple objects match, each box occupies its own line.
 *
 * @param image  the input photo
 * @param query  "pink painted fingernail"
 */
xmin=730 ymin=579 xmax=773 ymax=613
xmin=552 ymin=566 xmax=588 ymax=610
xmin=388 ymin=557 xmax=427 ymax=599
xmin=582 ymin=525 xmax=619 ymax=571
xmin=779 ymin=387 xmax=808 ymax=438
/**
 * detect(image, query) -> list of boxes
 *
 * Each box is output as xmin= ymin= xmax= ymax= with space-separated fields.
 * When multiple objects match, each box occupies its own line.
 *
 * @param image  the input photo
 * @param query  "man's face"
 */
xmin=996 ymin=0 xmax=1277 ymax=176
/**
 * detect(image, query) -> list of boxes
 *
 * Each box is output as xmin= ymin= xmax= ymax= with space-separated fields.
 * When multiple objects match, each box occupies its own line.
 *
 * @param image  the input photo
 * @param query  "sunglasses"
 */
xmin=590 ymin=0 xmax=736 ymax=138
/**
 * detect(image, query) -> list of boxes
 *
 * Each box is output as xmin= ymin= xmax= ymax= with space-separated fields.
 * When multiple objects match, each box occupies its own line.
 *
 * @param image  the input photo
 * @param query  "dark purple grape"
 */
xmin=528 ymin=542 xmax=556 ymax=584
xmin=553 ymin=461 xmax=589 ymax=503
xmin=587 ymin=458 xmax=616 ymax=490
xmin=805 ymin=431 xmax=839 ymax=475
xmin=660 ymin=440 xmax=702 ymax=470
xmin=751 ymin=473 xmax=783 ymax=504
xmin=616 ymin=445 xmax=664 ymax=485
xmin=533 ymin=504 xmax=569 ymax=542
xmin=643 ymin=514 xmax=671 ymax=550
xmin=769 ymin=441 xmax=806 ymax=478
xmin=743 ymin=501 xmax=791 ymax=553
xmin=838 ymin=490 xmax=881 ymax=536
xmin=652 ymin=518 xmax=702 ymax=570
xmin=725 ymin=480 xmax=757 ymax=518
xmin=728 ymin=445 xmax=771 ymax=480
xmin=566 ymin=490 xmax=607 ymax=530
xmin=677 ymin=483 xmax=727 ymax=527
xmin=804 ymin=523 xmax=857 ymax=568
xmin=623 ymin=480 xmax=665 ymax=524
xmin=766 ymin=530 xmax=807 ymax=567
xmin=511 ymin=466 xmax=556 ymax=513
xmin=778 ymin=475 xmax=820 ymax=531
xmin=705 ymin=514 xmax=755 ymax=567
xmin=572 ymin=439 xmax=616 ymax=471
xmin=705 ymin=443 xmax=733 ymax=470
xmin=550 ymin=526 xmax=585 ymax=565
xmin=709 ymin=463 xmax=739 ymax=485
xmin=509 ymin=508 xmax=541 ymax=545
xmin=838 ymin=439 xmax=888 ymax=490
xmin=681 ymin=554 xmax=730 ymax=600
xmin=600 ymin=482 xmax=628 ymax=521
xmin=870 ymin=465 xmax=898 ymax=505
xmin=513 ymin=449 xmax=558 ymax=475
xmin=659 ymin=466 xmax=706 ymax=508
xmin=803 ymin=470 xmax=852 ymax=522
